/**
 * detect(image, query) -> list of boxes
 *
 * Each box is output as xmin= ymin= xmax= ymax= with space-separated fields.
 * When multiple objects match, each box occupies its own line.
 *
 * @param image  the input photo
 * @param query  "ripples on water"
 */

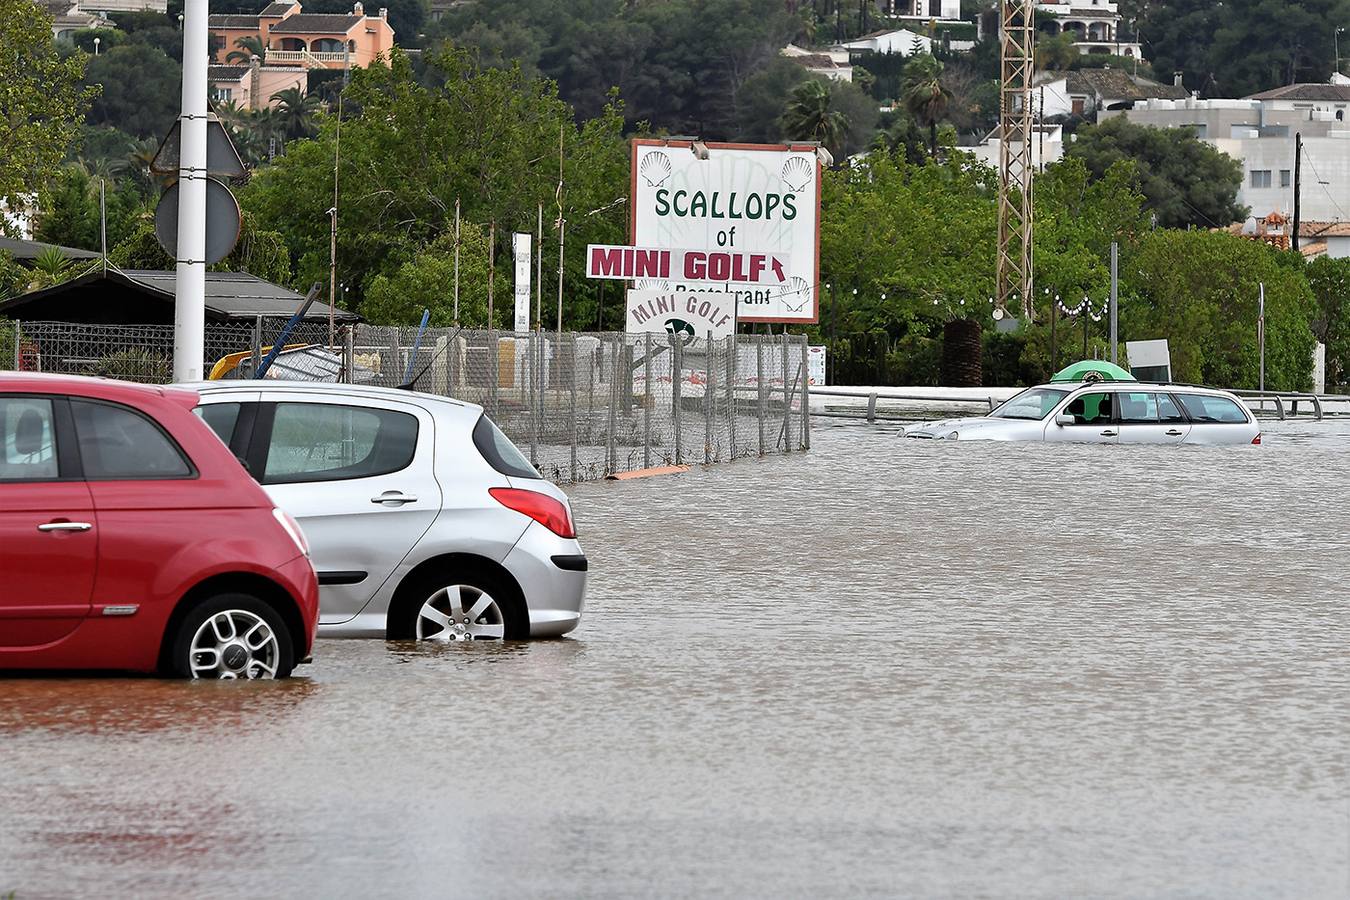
xmin=1 ymin=418 xmax=1347 ymax=898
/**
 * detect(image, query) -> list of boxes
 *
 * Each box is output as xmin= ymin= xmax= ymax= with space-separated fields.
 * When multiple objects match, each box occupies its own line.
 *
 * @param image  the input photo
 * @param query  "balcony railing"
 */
xmin=264 ymin=49 xmax=350 ymax=66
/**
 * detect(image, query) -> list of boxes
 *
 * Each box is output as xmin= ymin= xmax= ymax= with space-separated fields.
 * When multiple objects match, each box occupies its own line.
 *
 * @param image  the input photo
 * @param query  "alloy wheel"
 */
xmin=416 ymin=585 xmax=506 ymax=641
xmin=188 ymin=609 xmax=281 ymax=679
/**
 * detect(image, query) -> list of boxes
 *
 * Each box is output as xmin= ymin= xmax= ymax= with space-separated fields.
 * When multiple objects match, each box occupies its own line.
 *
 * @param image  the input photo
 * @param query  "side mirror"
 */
xmin=1054 ymin=413 xmax=1074 ymax=426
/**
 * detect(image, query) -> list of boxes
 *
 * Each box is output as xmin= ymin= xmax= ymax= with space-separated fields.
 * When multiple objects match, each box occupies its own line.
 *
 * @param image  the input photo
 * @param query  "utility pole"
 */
xmin=1109 ymin=241 xmax=1118 ymax=364
xmin=1292 ymin=132 xmax=1302 ymax=253
xmin=1258 ymin=282 xmax=1266 ymax=393
xmin=172 ymin=0 xmax=207 ymax=383
xmin=997 ymin=0 xmax=1036 ymax=321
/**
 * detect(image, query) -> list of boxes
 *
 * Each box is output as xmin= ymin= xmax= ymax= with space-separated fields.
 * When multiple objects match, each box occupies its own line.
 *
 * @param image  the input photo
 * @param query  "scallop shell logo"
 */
xmin=640 ymin=151 xmax=672 ymax=188
xmin=780 ymin=156 xmax=815 ymax=194
xmin=778 ymin=276 xmax=811 ymax=312
xmin=635 ymin=279 xmax=671 ymax=293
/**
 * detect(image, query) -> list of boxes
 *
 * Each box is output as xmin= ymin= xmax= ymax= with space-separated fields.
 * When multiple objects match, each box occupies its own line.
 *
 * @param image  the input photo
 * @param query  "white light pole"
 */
xmin=173 ymin=0 xmax=208 ymax=382
xmin=92 ymin=36 xmax=100 ymax=55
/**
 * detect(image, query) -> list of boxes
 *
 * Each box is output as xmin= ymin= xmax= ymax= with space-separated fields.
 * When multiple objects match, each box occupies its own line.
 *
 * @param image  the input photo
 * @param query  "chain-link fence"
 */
xmin=4 ymin=320 xmax=811 ymax=483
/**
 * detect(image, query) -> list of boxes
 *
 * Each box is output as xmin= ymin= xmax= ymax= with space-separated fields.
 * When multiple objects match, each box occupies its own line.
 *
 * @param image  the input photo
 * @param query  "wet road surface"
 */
xmin=2 ymin=417 xmax=1347 ymax=898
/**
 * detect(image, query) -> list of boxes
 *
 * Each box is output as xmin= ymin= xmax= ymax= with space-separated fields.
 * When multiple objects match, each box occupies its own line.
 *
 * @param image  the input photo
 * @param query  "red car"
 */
xmin=0 ymin=373 xmax=318 ymax=679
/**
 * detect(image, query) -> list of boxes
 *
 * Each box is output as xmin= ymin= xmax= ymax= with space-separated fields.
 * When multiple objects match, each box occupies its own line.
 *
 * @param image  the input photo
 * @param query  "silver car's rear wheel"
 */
xmin=415 ymin=585 xmax=506 ymax=641
xmin=189 ymin=609 xmax=282 ymax=679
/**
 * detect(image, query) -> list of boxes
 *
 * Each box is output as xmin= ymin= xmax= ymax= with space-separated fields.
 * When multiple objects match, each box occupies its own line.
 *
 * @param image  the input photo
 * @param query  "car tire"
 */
xmin=168 ymin=593 xmax=295 ymax=680
xmin=388 ymin=566 xmax=529 ymax=642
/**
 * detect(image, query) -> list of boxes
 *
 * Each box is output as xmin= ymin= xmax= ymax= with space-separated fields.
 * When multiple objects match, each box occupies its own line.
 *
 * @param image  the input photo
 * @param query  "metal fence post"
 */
xmin=12 ymin=321 xmax=20 ymax=371
xmin=606 ymin=333 xmax=618 ymax=474
xmin=488 ymin=329 xmax=499 ymax=419
xmin=704 ymin=332 xmax=714 ymax=464
xmin=569 ymin=332 xmax=578 ymax=483
xmin=793 ymin=335 xmax=804 ymax=450
xmin=643 ymin=331 xmax=653 ymax=470
xmin=251 ymin=315 xmax=263 ymax=376
xmin=780 ymin=333 xmax=791 ymax=451
xmin=673 ymin=335 xmax=683 ymax=465
xmin=528 ymin=329 xmax=538 ymax=465
xmin=756 ymin=336 xmax=765 ymax=456
xmin=344 ymin=326 xmax=355 ymax=384
xmin=726 ymin=333 xmax=736 ymax=460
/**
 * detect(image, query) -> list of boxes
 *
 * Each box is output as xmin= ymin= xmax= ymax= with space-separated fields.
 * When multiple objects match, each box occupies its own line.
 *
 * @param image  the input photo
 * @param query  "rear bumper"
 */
xmin=502 ymin=523 xmax=588 ymax=638
xmin=277 ymin=554 xmax=320 ymax=657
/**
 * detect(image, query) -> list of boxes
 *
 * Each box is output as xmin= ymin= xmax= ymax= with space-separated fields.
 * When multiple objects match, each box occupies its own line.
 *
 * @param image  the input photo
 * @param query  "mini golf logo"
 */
xmin=663 ymin=317 xmax=696 ymax=342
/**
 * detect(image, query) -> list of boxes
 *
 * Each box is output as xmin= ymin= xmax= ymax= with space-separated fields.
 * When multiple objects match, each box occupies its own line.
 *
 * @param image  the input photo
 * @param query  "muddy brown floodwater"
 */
xmin=2 ymin=417 xmax=1348 ymax=898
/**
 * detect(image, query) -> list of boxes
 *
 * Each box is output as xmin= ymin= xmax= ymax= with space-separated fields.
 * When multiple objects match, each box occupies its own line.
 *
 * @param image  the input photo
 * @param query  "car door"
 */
xmin=1174 ymin=393 xmax=1258 ymax=445
xmin=68 ymin=397 xmax=201 ymax=620
xmin=247 ymin=394 xmax=441 ymax=624
xmin=0 ymin=395 xmax=97 ymax=648
xmin=1114 ymin=391 xmax=1191 ymax=444
xmin=1044 ymin=390 xmax=1119 ymax=444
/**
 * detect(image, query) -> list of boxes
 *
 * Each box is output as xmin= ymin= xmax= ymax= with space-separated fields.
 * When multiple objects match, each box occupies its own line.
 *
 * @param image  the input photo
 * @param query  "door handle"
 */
xmin=371 ymin=491 xmax=417 ymax=505
xmin=1165 ymin=429 xmax=1184 ymax=436
xmin=1100 ymin=429 xmax=1117 ymax=437
xmin=38 ymin=522 xmax=93 ymax=532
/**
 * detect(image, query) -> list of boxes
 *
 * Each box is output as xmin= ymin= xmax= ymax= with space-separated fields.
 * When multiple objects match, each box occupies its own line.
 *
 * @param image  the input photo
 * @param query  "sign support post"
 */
xmin=172 ymin=0 xmax=208 ymax=383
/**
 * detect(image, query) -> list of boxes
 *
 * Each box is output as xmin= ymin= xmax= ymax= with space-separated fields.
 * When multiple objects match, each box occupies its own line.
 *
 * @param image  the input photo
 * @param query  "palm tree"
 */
xmin=781 ymin=79 xmax=847 ymax=161
xmin=271 ymin=87 xmax=321 ymax=140
xmin=902 ymin=53 xmax=953 ymax=158
xmin=226 ymin=35 xmax=267 ymax=64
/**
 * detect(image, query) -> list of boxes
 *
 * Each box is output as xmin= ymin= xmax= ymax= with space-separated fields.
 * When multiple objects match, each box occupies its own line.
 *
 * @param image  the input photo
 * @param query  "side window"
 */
xmin=473 ymin=414 xmax=539 ymax=479
xmin=1156 ymin=393 xmax=1187 ymax=423
xmin=1117 ymin=392 xmax=1159 ymax=424
xmin=262 ymin=402 xmax=418 ymax=484
xmin=70 ymin=399 xmax=193 ymax=479
xmin=1177 ymin=394 xmax=1249 ymax=424
xmin=1063 ymin=392 xmax=1114 ymax=424
xmin=0 ymin=397 xmax=59 ymax=482
xmin=194 ymin=403 xmax=241 ymax=446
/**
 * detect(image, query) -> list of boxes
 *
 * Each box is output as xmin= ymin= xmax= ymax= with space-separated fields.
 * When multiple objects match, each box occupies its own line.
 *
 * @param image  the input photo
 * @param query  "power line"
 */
xmin=1299 ymin=148 xmax=1349 ymax=221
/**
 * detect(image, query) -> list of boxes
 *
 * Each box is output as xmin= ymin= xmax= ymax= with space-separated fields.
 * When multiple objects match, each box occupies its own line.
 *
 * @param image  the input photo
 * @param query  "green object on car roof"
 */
xmin=1049 ymin=360 xmax=1136 ymax=383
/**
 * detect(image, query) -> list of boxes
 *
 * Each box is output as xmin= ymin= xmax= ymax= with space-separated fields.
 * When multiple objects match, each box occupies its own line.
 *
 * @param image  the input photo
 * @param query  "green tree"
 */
xmin=363 ymin=226 xmax=493 ymax=327
xmin=1067 ymin=117 xmax=1247 ymax=228
xmin=782 ymin=79 xmax=847 ymax=160
xmin=1306 ymin=255 xmax=1350 ymax=388
xmin=1122 ymin=231 xmax=1315 ymax=389
xmin=227 ymin=34 xmax=267 ymax=64
xmin=241 ymin=49 xmax=628 ymax=323
xmin=83 ymin=43 xmax=181 ymax=139
xmin=0 ymin=0 xmax=96 ymax=223
xmin=901 ymin=54 xmax=953 ymax=157
xmin=33 ymin=165 xmax=147 ymax=252
xmin=734 ymin=57 xmax=810 ymax=144
xmin=109 ymin=212 xmax=292 ymax=284
xmin=1035 ymin=32 xmax=1079 ymax=71
xmin=1142 ymin=0 xmax=1350 ymax=97
xmin=271 ymin=87 xmax=322 ymax=141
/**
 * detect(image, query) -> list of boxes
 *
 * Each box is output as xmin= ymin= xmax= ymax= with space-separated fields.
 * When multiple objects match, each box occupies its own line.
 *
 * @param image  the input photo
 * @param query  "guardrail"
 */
xmin=1232 ymin=390 xmax=1350 ymax=422
xmin=809 ymin=387 xmax=1005 ymax=423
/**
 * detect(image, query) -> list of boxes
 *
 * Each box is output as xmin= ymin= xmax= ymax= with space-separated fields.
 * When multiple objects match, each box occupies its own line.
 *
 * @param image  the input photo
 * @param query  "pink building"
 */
xmin=208 ymin=60 xmax=308 ymax=110
xmin=208 ymin=0 xmax=396 ymax=71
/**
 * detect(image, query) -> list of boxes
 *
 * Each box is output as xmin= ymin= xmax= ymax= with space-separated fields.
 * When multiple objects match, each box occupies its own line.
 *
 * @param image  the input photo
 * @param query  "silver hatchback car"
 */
xmin=189 ymin=382 xmax=587 ymax=640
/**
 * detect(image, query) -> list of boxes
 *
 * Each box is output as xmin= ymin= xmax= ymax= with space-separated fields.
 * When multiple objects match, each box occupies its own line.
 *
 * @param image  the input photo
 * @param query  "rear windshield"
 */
xmin=1177 ymin=394 xmax=1249 ymax=424
xmin=472 ymin=414 xmax=539 ymax=479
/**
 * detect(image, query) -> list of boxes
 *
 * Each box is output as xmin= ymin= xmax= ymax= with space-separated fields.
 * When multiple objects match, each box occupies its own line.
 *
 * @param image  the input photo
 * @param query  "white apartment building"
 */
xmin=1036 ymin=0 xmax=1142 ymax=59
xmin=1105 ymin=81 xmax=1350 ymax=223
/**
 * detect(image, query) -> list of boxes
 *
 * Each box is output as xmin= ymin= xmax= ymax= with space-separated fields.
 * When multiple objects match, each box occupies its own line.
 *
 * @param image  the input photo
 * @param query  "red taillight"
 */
xmin=1251 ymin=433 xmax=1262 ymax=445
xmin=489 ymin=487 xmax=576 ymax=538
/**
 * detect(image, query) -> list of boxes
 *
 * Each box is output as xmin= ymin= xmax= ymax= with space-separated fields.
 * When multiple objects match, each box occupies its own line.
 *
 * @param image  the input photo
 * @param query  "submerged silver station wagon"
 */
xmin=190 ymin=382 xmax=587 ymax=640
xmin=903 ymin=381 xmax=1261 ymax=446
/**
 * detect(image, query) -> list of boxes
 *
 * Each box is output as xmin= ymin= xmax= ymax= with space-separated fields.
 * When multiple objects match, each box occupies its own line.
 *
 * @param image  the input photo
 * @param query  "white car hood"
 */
xmin=903 ymin=416 xmax=1002 ymax=438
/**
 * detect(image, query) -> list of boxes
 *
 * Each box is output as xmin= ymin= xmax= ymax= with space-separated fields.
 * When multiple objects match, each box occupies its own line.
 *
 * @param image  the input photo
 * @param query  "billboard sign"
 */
xmin=631 ymin=139 xmax=820 ymax=324
xmin=512 ymin=232 xmax=531 ymax=333
xmin=626 ymin=289 xmax=735 ymax=340
xmin=587 ymin=245 xmax=789 ymax=285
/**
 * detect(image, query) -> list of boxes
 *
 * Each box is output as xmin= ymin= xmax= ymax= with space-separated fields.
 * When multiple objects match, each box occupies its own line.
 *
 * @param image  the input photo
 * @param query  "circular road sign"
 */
xmin=154 ymin=177 xmax=242 ymax=266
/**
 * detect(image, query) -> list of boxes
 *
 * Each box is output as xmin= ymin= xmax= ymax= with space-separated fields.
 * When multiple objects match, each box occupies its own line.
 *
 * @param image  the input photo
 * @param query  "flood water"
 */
xmin=2 ymin=417 xmax=1348 ymax=898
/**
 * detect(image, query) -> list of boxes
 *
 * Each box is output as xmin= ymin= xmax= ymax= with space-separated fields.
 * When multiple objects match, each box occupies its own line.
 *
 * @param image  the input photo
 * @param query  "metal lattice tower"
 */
xmin=997 ymin=0 xmax=1035 ymax=321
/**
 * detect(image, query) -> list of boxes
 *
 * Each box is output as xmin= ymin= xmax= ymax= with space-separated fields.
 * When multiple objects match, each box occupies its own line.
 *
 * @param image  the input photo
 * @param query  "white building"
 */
xmin=1032 ymin=69 xmax=1188 ymax=119
xmin=963 ymin=124 xmax=1064 ymax=171
xmin=836 ymin=28 xmax=933 ymax=57
xmin=882 ymin=1 xmax=962 ymax=18
xmin=780 ymin=44 xmax=853 ymax=82
xmin=1036 ymin=0 xmax=1142 ymax=59
xmin=1105 ymin=81 xmax=1350 ymax=224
